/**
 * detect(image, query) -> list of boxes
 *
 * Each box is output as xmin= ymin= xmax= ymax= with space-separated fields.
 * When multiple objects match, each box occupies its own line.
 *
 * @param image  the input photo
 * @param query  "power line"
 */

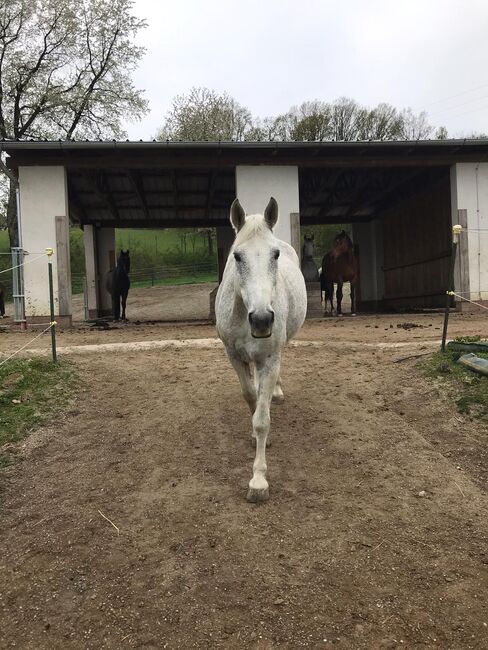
xmin=427 ymin=92 xmax=488 ymax=119
xmin=415 ymin=82 xmax=488 ymax=111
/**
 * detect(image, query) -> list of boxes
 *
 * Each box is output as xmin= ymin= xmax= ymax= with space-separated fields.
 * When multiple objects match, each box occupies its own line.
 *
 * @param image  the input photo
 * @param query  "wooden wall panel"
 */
xmin=381 ymin=175 xmax=451 ymax=308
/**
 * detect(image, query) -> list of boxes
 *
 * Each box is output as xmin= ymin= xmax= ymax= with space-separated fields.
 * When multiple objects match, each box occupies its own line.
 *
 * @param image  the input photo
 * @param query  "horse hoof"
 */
xmin=272 ymin=394 xmax=285 ymax=405
xmin=351 ymin=313 xmax=356 ymax=317
xmin=247 ymin=487 xmax=269 ymax=503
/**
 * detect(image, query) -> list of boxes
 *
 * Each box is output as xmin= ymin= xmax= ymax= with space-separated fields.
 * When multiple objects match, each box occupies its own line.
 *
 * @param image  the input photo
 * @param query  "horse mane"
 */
xmin=234 ymin=214 xmax=272 ymax=246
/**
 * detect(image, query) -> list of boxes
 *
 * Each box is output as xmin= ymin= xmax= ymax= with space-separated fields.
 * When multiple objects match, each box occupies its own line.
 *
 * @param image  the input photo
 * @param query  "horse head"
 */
xmin=331 ymin=230 xmax=352 ymax=259
xmin=302 ymin=233 xmax=315 ymax=259
xmin=230 ymin=197 xmax=280 ymax=339
xmin=118 ymin=249 xmax=131 ymax=274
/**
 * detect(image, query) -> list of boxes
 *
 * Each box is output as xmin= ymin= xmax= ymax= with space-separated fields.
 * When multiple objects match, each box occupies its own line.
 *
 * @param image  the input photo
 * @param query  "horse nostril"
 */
xmin=249 ymin=310 xmax=274 ymax=331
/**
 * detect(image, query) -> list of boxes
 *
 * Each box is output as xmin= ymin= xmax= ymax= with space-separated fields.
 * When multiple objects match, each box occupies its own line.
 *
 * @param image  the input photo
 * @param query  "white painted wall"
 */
xmin=353 ymin=220 xmax=384 ymax=303
xmin=235 ymin=166 xmax=299 ymax=245
xmin=451 ymin=163 xmax=488 ymax=300
xmin=19 ymin=166 xmax=70 ymax=318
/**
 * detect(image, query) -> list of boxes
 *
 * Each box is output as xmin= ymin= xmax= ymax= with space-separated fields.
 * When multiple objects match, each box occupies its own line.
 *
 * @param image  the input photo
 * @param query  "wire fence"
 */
xmin=0 ymin=322 xmax=55 ymax=367
xmin=71 ymin=259 xmax=218 ymax=294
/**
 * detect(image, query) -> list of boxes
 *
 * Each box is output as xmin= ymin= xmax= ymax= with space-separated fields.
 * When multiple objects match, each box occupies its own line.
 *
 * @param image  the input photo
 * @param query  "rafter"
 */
xmin=83 ymin=171 xmax=120 ymax=221
xmin=126 ymin=170 xmax=149 ymax=219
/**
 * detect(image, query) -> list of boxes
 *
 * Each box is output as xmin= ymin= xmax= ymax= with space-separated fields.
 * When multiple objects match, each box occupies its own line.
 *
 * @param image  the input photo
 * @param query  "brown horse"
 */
xmin=320 ymin=231 xmax=358 ymax=315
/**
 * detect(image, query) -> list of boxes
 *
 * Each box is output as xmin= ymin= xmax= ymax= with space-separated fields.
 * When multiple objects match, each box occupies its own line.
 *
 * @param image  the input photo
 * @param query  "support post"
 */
xmin=47 ymin=248 xmax=57 ymax=363
xmin=441 ymin=224 xmax=462 ymax=352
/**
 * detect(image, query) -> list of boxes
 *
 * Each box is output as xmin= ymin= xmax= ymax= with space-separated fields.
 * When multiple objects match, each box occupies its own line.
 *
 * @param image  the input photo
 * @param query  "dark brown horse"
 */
xmin=320 ymin=231 xmax=358 ymax=315
xmin=106 ymin=250 xmax=131 ymax=321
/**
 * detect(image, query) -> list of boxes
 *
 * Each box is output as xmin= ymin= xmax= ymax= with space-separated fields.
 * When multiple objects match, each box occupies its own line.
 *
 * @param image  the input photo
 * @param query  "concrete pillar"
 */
xmin=96 ymin=227 xmax=115 ymax=316
xmin=19 ymin=166 xmax=72 ymax=326
xmin=450 ymin=163 xmax=488 ymax=302
xmin=353 ymin=219 xmax=384 ymax=310
xmin=83 ymin=225 xmax=98 ymax=319
xmin=82 ymin=225 xmax=115 ymax=319
xmin=216 ymin=226 xmax=235 ymax=282
xmin=235 ymin=166 xmax=300 ymax=248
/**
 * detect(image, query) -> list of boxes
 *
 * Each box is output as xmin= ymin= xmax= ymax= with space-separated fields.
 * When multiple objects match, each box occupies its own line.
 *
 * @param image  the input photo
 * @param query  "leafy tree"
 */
xmin=157 ymin=87 xmax=253 ymax=141
xmin=435 ymin=126 xmax=449 ymax=139
xmin=0 ymin=0 xmax=148 ymax=245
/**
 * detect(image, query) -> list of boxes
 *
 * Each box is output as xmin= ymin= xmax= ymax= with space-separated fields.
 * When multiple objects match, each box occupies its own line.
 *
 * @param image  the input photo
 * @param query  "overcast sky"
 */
xmin=124 ymin=0 xmax=488 ymax=139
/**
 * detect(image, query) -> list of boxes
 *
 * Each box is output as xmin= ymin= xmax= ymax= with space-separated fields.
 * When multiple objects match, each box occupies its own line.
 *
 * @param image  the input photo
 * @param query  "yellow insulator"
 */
xmin=45 ymin=247 xmax=54 ymax=257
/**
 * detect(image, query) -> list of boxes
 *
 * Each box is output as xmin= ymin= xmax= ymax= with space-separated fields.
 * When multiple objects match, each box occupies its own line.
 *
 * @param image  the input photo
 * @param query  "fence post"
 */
xmin=46 ymin=248 xmax=57 ymax=364
xmin=441 ymin=225 xmax=462 ymax=352
xmin=11 ymin=247 xmax=26 ymax=330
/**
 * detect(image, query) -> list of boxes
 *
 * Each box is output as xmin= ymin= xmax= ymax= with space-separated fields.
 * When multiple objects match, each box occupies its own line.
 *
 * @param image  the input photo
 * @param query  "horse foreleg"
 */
xmin=247 ymin=358 xmax=280 ymax=503
xmin=229 ymin=355 xmax=257 ymax=414
xmin=350 ymin=282 xmax=356 ymax=315
xmin=0 ymin=291 xmax=5 ymax=317
xmin=112 ymin=293 xmax=120 ymax=321
xmin=336 ymin=281 xmax=344 ymax=316
xmin=121 ymin=290 xmax=128 ymax=321
xmin=325 ymin=281 xmax=334 ymax=315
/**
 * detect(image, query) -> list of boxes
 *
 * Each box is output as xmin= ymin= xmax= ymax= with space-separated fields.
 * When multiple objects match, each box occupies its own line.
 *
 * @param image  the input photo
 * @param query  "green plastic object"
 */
xmin=458 ymin=353 xmax=488 ymax=376
xmin=447 ymin=340 xmax=488 ymax=354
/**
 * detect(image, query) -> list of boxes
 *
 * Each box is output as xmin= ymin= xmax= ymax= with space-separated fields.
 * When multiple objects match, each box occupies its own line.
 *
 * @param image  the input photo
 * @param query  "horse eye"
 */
xmin=273 ymin=249 xmax=280 ymax=260
xmin=234 ymin=252 xmax=242 ymax=263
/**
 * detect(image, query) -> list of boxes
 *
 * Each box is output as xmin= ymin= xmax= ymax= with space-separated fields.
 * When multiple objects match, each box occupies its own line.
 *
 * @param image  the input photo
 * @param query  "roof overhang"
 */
xmin=4 ymin=138 xmax=488 ymax=169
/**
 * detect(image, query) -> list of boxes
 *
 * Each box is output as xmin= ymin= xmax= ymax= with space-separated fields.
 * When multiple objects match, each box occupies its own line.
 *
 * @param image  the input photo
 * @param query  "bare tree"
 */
xmin=398 ymin=108 xmax=433 ymax=140
xmin=0 ymin=0 xmax=148 ymax=245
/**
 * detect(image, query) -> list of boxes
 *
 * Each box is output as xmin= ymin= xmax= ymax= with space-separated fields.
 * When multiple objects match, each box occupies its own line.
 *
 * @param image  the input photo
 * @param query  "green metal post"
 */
xmin=47 ymin=251 xmax=57 ymax=363
xmin=441 ymin=225 xmax=462 ymax=352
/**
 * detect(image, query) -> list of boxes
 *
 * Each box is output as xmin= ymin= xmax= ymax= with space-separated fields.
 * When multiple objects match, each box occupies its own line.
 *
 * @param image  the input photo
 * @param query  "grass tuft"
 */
xmin=0 ymin=358 xmax=76 ymax=468
xmin=424 ymin=349 xmax=488 ymax=421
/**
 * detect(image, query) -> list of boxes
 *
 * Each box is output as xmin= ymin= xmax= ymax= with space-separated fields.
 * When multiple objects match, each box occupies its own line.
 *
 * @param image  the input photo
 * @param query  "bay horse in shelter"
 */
xmin=216 ymin=198 xmax=307 ymax=502
xmin=320 ymin=230 xmax=358 ymax=315
xmin=106 ymin=250 xmax=131 ymax=321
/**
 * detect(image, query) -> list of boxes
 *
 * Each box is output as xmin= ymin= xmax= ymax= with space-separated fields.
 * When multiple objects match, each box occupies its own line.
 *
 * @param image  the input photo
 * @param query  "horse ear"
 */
xmin=230 ymin=198 xmax=246 ymax=232
xmin=126 ymin=249 xmax=129 ymax=255
xmin=264 ymin=197 xmax=278 ymax=230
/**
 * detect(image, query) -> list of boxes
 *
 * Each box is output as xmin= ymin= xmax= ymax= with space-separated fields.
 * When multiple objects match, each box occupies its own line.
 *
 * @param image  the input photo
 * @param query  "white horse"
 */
xmin=215 ymin=197 xmax=307 ymax=502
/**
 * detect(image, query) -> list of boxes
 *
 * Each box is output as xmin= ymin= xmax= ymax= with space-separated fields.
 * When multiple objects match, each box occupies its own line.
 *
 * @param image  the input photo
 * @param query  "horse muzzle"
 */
xmin=249 ymin=310 xmax=274 ymax=339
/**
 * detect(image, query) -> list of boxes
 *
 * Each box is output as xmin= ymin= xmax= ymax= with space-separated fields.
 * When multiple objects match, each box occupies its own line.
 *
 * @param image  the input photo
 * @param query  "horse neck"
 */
xmin=116 ymin=261 xmax=129 ymax=277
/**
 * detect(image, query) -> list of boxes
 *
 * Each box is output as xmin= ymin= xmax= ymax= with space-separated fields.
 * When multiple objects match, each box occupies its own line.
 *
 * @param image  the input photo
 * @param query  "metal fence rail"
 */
xmin=71 ymin=259 xmax=218 ymax=294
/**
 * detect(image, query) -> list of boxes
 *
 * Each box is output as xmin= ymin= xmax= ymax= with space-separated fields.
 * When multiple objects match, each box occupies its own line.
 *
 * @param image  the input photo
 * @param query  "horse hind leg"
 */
xmin=272 ymin=375 xmax=284 ymax=405
xmin=112 ymin=293 xmax=120 ymax=321
xmin=325 ymin=281 xmax=334 ymax=315
xmin=336 ymin=281 xmax=344 ymax=316
xmin=121 ymin=290 xmax=128 ymax=321
xmin=350 ymin=282 xmax=357 ymax=315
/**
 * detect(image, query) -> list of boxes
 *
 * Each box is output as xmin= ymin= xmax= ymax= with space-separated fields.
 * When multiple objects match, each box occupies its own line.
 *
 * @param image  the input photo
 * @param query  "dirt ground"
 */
xmin=1 ymin=286 xmax=488 ymax=649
